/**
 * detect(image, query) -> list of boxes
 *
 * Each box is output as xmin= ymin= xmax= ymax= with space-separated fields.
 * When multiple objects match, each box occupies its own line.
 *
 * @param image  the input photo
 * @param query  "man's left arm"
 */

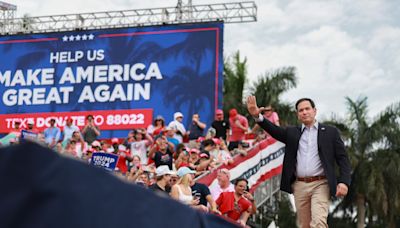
xmin=333 ymin=128 xmax=352 ymax=197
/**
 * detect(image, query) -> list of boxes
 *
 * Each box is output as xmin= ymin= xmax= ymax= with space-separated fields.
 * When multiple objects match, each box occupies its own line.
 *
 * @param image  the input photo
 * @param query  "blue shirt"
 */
xmin=44 ymin=126 xmax=61 ymax=146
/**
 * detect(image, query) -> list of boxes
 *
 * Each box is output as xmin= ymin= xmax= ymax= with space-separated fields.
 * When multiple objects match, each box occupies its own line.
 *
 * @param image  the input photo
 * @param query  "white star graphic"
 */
xmin=82 ymin=34 xmax=88 ymax=40
xmin=62 ymin=35 xmax=68 ymax=42
xmin=88 ymin=34 xmax=94 ymax=40
xmin=69 ymin=35 xmax=75 ymax=41
xmin=75 ymin=35 xmax=81 ymax=41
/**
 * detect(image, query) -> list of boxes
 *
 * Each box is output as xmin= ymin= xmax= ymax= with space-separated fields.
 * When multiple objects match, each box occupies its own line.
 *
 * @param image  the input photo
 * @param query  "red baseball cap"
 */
xmin=190 ymin=148 xmax=200 ymax=154
xmin=111 ymin=138 xmax=119 ymax=144
xmin=215 ymin=109 xmax=223 ymax=115
xmin=196 ymin=137 xmax=205 ymax=143
xmin=212 ymin=138 xmax=221 ymax=145
xmin=199 ymin=153 xmax=209 ymax=159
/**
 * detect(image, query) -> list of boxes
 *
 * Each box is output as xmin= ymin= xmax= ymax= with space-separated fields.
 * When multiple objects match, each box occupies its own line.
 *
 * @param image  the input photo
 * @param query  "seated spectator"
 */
xmin=130 ymin=155 xmax=142 ymax=170
xmin=200 ymin=139 xmax=216 ymax=158
xmin=149 ymin=165 xmax=175 ymax=197
xmin=210 ymin=168 xmax=235 ymax=201
xmin=196 ymin=153 xmax=213 ymax=172
xmin=210 ymin=138 xmax=234 ymax=166
xmin=174 ymin=146 xmax=191 ymax=169
xmin=216 ymin=178 xmax=252 ymax=227
xmin=188 ymin=148 xmax=200 ymax=171
xmin=147 ymin=115 xmax=165 ymax=136
xmin=138 ymin=171 xmax=152 ymax=187
xmin=169 ymin=173 xmax=179 ymax=187
xmin=189 ymin=172 xmax=221 ymax=214
xmin=171 ymin=167 xmax=197 ymax=206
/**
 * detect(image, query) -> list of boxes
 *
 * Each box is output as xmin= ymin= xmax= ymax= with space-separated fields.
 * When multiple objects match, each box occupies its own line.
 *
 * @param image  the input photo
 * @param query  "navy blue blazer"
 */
xmin=0 ymin=142 xmax=237 ymax=228
xmin=257 ymin=118 xmax=351 ymax=197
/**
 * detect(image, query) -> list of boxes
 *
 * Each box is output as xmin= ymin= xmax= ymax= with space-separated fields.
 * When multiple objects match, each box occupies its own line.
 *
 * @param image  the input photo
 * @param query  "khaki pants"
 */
xmin=292 ymin=179 xmax=330 ymax=228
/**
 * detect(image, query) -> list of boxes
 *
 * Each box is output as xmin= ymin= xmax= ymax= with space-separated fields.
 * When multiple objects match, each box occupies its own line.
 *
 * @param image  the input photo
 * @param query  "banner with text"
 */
xmin=91 ymin=152 xmax=119 ymax=172
xmin=0 ymin=23 xmax=224 ymax=138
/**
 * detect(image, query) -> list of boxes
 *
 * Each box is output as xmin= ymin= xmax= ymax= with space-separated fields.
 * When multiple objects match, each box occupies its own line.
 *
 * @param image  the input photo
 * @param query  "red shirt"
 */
xmin=115 ymin=151 xmax=131 ymax=174
xmin=216 ymin=192 xmax=252 ymax=221
xmin=229 ymin=115 xmax=248 ymax=141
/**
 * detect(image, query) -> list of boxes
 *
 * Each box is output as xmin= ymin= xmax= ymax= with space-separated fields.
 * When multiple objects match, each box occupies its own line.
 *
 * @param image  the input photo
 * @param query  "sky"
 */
xmin=8 ymin=0 xmax=400 ymax=120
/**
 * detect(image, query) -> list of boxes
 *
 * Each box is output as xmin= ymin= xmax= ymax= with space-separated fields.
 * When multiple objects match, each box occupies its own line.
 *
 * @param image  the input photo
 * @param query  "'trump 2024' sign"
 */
xmin=0 ymin=23 xmax=224 ymax=138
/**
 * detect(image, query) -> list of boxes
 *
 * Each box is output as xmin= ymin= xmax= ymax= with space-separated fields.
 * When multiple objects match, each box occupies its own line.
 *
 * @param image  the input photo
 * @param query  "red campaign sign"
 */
xmin=0 ymin=109 xmax=153 ymax=133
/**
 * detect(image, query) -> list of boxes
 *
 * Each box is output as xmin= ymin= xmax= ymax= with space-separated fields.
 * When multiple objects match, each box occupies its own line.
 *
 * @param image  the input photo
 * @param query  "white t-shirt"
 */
xmin=63 ymin=125 xmax=80 ymax=142
xmin=130 ymin=140 xmax=149 ymax=165
xmin=168 ymin=120 xmax=186 ymax=143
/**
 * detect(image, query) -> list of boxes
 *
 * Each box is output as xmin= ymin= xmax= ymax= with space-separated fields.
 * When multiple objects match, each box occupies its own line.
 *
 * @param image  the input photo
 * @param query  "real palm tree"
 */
xmin=223 ymin=52 xmax=298 ymax=126
xmin=248 ymin=66 xmax=298 ymax=126
xmin=326 ymin=97 xmax=400 ymax=228
xmin=223 ymin=51 xmax=248 ymax=115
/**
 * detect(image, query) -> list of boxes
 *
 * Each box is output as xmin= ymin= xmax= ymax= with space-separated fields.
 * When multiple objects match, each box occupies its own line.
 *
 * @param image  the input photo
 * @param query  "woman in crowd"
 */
xmin=147 ymin=115 xmax=165 ymax=136
xmin=171 ymin=167 xmax=208 ymax=212
xmin=174 ymin=144 xmax=191 ymax=169
xmin=130 ymin=128 xmax=153 ymax=166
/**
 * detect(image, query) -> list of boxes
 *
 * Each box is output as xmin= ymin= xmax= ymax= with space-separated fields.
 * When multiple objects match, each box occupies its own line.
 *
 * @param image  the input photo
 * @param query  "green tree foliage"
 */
xmin=326 ymin=97 xmax=400 ymax=228
xmin=248 ymin=67 xmax=298 ymax=126
xmin=223 ymin=51 xmax=248 ymax=115
xmin=223 ymin=51 xmax=298 ymax=126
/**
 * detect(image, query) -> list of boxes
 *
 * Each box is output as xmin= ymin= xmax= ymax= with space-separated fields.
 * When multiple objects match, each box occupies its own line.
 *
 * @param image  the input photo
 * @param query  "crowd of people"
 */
xmin=2 ymin=107 xmax=281 ymax=227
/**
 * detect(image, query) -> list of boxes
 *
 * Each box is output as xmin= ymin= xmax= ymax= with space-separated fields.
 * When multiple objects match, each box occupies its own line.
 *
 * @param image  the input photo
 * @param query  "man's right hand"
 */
xmin=246 ymin=96 xmax=260 ymax=118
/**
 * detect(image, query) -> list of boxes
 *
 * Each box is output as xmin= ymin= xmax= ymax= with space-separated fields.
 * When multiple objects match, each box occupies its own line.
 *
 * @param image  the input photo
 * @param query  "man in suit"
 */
xmin=247 ymin=96 xmax=351 ymax=228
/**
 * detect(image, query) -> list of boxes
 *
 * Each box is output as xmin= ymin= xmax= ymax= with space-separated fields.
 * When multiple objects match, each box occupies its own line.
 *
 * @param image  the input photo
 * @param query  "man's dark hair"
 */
xmin=202 ymin=139 xmax=215 ymax=148
xmin=234 ymin=178 xmax=248 ymax=186
xmin=295 ymin=98 xmax=316 ymax=111
xmin=86 ymin=115 xmax=94 ymax=120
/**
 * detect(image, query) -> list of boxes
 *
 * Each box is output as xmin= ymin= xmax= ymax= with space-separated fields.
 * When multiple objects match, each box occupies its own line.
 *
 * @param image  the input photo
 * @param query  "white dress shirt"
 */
xmin=296 ymin=122 xmax=325 ymax=177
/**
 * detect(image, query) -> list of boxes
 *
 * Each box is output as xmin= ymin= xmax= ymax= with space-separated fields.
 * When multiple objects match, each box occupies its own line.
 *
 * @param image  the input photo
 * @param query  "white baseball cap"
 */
xmin=174 ymin=112 xmax=183 ymax=119
xmin=156 ymin=165 xmax=175 ymax=177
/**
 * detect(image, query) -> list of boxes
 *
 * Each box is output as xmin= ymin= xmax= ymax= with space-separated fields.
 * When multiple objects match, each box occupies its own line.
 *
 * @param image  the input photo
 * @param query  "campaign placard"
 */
xmin=90 ymin=152 xmax=119 ymax=172
xmin=20 ymin=129 xmax=38 ymax=142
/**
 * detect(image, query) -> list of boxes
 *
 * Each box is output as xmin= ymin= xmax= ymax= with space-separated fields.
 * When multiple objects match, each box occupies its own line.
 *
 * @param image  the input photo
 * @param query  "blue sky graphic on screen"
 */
xmin=0 ymin=22 xmax=224 ymax=138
